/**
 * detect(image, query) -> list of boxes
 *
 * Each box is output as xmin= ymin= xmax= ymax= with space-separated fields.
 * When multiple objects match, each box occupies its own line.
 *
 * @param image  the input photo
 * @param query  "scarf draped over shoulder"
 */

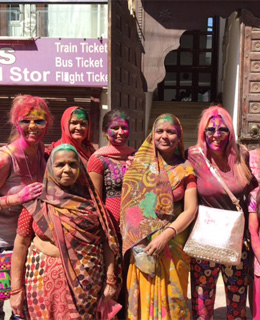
xmin=92 ymin=144 xmax=135 ymax=160
xmin=120 ymin=114 xmax=195 ymax=255
xmin=24 ymin=150 xmax=120 ymax=317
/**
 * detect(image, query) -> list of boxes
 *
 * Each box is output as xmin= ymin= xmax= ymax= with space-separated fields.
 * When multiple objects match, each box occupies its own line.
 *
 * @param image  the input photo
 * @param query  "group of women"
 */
xmin=0 ymin=94 xmax=258 ymax=320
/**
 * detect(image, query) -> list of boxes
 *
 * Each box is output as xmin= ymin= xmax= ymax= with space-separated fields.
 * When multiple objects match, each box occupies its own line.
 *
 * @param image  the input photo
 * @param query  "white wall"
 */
xmin=221 ymin=12 xmax=240 ymax=137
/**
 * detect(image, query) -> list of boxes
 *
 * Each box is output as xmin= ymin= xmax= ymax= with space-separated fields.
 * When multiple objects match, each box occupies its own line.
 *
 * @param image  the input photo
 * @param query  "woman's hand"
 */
xmin=17 ymin=182 xmax=43 ymax=204
xmin=144 ymin=231 xmax=172 ymax=256
xmin=102 ymin=283 xmax=117 ymax=301
xmin=125 ymin=155 xmax=134 ymax=169
xmin=10 ymin=289 xmax=25 ymax=318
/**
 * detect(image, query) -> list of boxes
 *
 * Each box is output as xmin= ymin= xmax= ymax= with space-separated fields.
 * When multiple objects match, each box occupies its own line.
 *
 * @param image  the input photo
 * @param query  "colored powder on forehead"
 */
xmin=72 ymin=109 xmax=87 ymax=120
xmin=209 ymin=116 xmax=224 ymax=127
xmin=119 ymin=113 xmax=127 ymax=120
xmin=155 ymin=116 xmax=176 ymax=127
xmin=26 ymin=109 xmax=45 ymax=119
xmin=109 ymin=117 xmax=127 ymax=125
xmin=51 ymin=143 xmax=79 ymax=162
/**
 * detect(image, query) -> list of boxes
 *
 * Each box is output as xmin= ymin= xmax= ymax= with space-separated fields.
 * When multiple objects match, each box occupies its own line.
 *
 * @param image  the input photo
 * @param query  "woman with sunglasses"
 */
xmin=0 ymin=94 xmax=52 ymax=318
xmin=187 ymin=105 xmax=255 ymax=319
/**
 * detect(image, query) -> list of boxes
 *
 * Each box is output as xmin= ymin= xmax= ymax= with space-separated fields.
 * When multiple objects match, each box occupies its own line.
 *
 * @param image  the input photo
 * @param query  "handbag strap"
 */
xmin=198 ymin=147 xmax=242 ymax=212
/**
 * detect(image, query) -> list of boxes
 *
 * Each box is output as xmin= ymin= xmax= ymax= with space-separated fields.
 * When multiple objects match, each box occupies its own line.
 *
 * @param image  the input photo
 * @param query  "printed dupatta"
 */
xmin=92 ymin=144 xmax=135 ymax=160
xmin=120 ymin=114 xmax=195 ymax=255
xmin=24 ymin=154 xmax=121 ymax=318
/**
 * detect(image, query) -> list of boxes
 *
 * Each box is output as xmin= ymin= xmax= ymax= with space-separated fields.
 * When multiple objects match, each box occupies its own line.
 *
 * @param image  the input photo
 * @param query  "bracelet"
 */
xmin=6 ymin=196 xmax=10 ymax=208
xmin=106 ymin=273 xmax=116 ymax=281
xmin=2 ymin=196 xmax=9 ymax=209
xmin=165 ymin=226 xmax=178 ymax=236
xmin=106 ymin=279 xmax=117 ymax=286
xmin=10 ymin=287 xmax=24 ymax=295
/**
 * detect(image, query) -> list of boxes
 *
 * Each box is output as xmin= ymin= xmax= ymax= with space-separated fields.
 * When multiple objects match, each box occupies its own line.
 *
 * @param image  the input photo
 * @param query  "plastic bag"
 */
xmin=133 ymin=246 xmax=155 ymax=277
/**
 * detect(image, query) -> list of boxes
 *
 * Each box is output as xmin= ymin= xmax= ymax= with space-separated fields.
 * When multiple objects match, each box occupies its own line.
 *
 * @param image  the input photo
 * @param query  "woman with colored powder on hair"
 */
xmin=120 ymin=113 xmax=198 ymax=319
xmin=10 ymin=144 xmax=122 ymax=320
xmin=0 ymin=94 xmax=52 ymax=318
xmin=187 ymin=105 xmax=255 ymax=320
xmin=46 ymin=106 xmax=95 ymax=168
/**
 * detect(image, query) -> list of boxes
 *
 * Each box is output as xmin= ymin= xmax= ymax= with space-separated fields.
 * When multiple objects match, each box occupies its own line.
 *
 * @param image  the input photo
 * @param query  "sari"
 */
xmin=23 ymin=146 xmax=121 ymax=320
xmin=120 ymin=114 xmax=195 ymax=320
xmin=46 ymin=107 xmax=95 ymax=167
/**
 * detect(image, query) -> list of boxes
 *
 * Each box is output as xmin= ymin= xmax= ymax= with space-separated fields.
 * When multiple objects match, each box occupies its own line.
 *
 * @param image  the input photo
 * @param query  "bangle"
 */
xmin=2 ymin=196 xmax=10 ymax=209
xmin=106 ymin=273 xmax=116 ymax=281
xmin=10 ymin=287 xmax=24 ymax=295
xmin=6 ymin=196 xmax=10 ymax=208
xmin=165 ymin=226 xmax=178 ymax=236
xmin=106 ymin=280 xmax=116 ymax=287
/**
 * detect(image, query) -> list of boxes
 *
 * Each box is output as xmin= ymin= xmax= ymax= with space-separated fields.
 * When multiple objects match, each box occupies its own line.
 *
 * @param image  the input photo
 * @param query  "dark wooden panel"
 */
xmin=239 ymin=16 xmax=260 ymax=150
xmin=109 ymin=0 xmax=145 ymax=149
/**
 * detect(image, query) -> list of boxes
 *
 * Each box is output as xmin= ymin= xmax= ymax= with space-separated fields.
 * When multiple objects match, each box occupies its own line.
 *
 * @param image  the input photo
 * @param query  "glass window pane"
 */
xmin=199 ymin=73 xmax=211 ymax=86
xmin=180 ymin=73 xmax=192 ymax=86
xmin=178 ymin=89 xmax=192 ymax=101
xmin=47 ymin=4 xmax=108 ymax=38
xmin=200 ymin=35 xmax=212 ymax=49
xmin=164 ymin=89 xmax=177 ymax=101
xmin=164 ymin=72 xmax=176 ymax=86
xmin=180 ymin=52 xmax=192 ymax=65
xmin=165 ymin=51 xmax=177 ymax=65
xmin=180 ymin=35 xmax=193 ymax=49
xmin=198 ymin=89 xmax=210 ymax=102
xmin=207 ymin=17 xmax=213 ymax=32
xmin=201 ymin=17 xmax=213 ymax=32
xmin=199 ymin=52 xmax=212 ymax=65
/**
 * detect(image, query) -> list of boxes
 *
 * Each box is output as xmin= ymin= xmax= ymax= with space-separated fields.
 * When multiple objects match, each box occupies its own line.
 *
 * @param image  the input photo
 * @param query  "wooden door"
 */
xmin=239 ymin=11 xmax=260 ymax=150
xmin=109 ymin=0 xmax=145 ymax=149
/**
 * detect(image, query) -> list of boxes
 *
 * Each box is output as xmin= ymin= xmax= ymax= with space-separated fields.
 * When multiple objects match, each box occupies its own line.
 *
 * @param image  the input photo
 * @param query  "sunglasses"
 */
xmin=205 ymin=127 xmax=230 ymax=136
xmin=18 ymin=119 xmax=47 ymax=128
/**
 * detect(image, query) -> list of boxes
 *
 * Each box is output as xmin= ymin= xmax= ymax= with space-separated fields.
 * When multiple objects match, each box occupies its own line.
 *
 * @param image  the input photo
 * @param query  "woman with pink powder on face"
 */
xmin=187 ymin=105 xmax=255 ymax=320
xmin=87 ymin=109 xmax=135 ymax=237
xmin=0 ymin=94 xmax=52 ymax=318
xmin=87 ymin=110 xmax=135 ymax=319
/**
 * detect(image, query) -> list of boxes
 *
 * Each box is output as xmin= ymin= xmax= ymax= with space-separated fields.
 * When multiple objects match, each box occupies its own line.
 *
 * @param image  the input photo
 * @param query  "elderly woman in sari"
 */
xmin=10 ymin=144 xmax=121 ymax=320
xmin=46 ymin=106 xmax=95 ymax=167
xmin=121 ymin=114 xmax=198 ymax=319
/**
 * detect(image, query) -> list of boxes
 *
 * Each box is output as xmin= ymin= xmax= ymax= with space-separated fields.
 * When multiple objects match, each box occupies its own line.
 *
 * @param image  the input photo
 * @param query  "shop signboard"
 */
xmin=0 ymin=1 xmax=107 ymax=3
xmin=0 ymin=38 xmax=108 ymax=87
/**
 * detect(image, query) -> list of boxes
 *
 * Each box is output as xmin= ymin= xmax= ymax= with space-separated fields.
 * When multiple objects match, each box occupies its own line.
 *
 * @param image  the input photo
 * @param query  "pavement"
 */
xmin=3 ymin=276 xmax=252 ymax=319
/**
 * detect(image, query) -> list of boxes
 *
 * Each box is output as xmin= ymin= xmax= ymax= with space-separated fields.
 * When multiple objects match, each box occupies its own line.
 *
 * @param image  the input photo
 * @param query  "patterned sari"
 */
xmin=24 ymin=146 xmax=121 ymax=319
xmin=121 ymin=114 xmax=195 ymax=320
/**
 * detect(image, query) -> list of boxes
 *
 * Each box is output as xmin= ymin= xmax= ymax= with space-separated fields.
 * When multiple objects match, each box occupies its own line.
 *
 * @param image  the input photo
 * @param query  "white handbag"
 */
xmin=183 ymin=148 xmax=245 ymax=265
